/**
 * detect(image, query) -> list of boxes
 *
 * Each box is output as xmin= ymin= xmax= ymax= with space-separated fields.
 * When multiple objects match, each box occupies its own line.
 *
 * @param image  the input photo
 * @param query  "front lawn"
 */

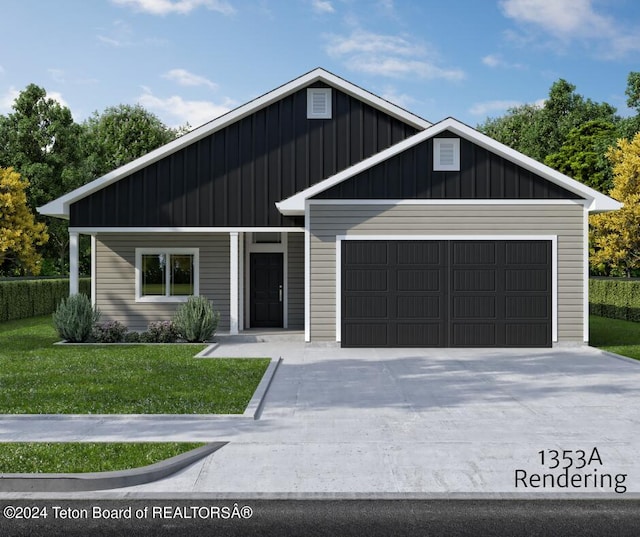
xmin=0 ymin=316 xmax=270 ymax=414
xmin=590 ymin=314 xmax=640 ymax=360
xmin=0 ymin=442 xmax=204 ymax=473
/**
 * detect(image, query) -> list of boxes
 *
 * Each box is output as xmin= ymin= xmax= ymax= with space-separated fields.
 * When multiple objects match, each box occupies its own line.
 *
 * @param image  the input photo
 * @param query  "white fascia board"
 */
xmin=276 ymin=117 xmax=621 ymax=215
xmin=38 ymin=68 xmax=430 ymax=219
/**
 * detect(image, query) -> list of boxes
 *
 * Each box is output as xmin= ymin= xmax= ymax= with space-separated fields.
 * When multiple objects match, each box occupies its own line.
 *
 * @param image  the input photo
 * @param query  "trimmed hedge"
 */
xmin=0 ymin=278 xmax=91 ymax=322
xmin=589 ymin=278 xmax=640 ymax=322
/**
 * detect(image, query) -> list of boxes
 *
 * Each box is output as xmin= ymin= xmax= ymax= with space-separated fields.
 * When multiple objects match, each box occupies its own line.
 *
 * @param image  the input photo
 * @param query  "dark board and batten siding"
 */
xmin=315 ymin=132 xmax=583 ymax=200
xmin=70 ymin=84 xmax=419 ymax=228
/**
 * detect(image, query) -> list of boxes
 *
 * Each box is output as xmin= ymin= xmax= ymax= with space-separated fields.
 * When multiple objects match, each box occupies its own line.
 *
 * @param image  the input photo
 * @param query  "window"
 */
xmin=433 ymin=138 xmax=460 ymax=171
xmin=135 ymin=248 xmax=199 ymax=302
xmin=307 ymin=88 xmax=332 ymax=119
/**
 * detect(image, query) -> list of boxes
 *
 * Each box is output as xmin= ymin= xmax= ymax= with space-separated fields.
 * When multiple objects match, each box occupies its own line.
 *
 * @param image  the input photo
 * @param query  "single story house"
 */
xmin=39 ymin=68 xmax=620 ymax=348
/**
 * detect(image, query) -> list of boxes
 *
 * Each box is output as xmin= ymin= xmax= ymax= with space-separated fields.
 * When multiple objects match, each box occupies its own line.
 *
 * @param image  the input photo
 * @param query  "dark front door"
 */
xmin=250 ymin=253 xmax=284 ymax=328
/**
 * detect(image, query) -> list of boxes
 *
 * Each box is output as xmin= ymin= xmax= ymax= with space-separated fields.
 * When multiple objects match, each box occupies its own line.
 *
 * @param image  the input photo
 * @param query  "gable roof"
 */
xmin=38 ymin=68 xmax=431 ymax=219
xmin=276 ymin=117 xmax=621 ymax=215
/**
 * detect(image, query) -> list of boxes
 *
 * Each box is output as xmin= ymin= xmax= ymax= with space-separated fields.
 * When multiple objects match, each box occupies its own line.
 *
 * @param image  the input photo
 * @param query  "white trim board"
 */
xmin=308 ymin=199 xmax=588 ymax=206
xmin=134 ymin=247 xmax=200 ymax=303
xmin=276 ymin=117 xmax=621 ymax=215
xmin=334 ymin=234 xmax=558 ymax=344
xmin=38 ymin=68 xmax=430 ymax=219
xmin=69 ymin=227 xmax=304 ymax=234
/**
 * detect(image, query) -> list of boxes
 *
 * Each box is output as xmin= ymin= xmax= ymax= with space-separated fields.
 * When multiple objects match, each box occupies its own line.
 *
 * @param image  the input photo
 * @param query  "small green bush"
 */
xmin=52 ymin=294 xmax=100 ymax=343
xmin=93 ymin=321 xmax=127 ymax=343
xmin=123 ymin=331 xmax=141 ymax=343
xmin=173 ymin=296 xmax=220 ymax=342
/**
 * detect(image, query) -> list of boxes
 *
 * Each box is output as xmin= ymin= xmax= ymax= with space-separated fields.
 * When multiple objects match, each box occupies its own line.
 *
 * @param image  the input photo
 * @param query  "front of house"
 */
xmin=39 ymin=68 xmax=620 ymax=348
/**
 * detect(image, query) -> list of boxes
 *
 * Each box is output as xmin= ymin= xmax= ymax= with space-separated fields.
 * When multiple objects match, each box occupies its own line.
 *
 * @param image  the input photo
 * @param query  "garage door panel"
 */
xmin=344 ymin=241 xmax=388 ymax=264
xmin=505 ymin=269 xmax=548 ymax=291
xmin=452 ymin=296 xmax=496 ymax=318
xmin=452 ymin=323 xmax=497 ymax=346
xmin=505 ymin=241 xmax=549 ymax=264
xmin=344 ymin=323 xmax=389 ymax=346
xmin=452 ymin=269 xmax=496 ymax=292
xmin=506 ymin=296 xmax=549 ymax=318
xmin=396 ymin=241 xmax=441 ymax=264
xmin=452 ymin=241 xmax=497 ymax=264
xmin=505 ymin=323 xmax=549 ymax=346
xmin=395 ymin=323 xmax=443 ymax=346
xmin=397 ymin=296 xmax=441 ymax=319
xmin=345 ymin=269 xmax=388 ymax=291
xmin=345 ymin=296 xmax=387 ymax=318
xmin=397 ymin=269 xmax=441 ymax=291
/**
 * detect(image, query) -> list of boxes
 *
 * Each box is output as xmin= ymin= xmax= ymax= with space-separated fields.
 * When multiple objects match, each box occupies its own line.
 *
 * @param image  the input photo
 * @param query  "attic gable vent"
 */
xmin=433 ymin=138 xmax=460 ymax=171
xmin=307 ymin=88 xmax=332 ymax=119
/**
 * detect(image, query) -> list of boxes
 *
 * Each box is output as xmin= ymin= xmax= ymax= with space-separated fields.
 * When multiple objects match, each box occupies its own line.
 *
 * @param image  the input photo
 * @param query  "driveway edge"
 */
xmin=0 ymin=442 xmax=227 ymax=493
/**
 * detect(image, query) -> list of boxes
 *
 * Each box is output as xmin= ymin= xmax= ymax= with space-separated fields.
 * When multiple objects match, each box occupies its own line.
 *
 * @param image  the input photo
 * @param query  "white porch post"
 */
xmin=69 ymin=231 xmax=79 ymax=296
xmin=229 ymin=232 xmax=239 ymax=335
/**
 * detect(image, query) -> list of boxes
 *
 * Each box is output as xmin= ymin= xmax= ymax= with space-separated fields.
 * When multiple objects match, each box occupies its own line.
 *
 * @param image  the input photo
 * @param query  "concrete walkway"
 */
xmin=1 ymin=341 xmax=639 ymax=496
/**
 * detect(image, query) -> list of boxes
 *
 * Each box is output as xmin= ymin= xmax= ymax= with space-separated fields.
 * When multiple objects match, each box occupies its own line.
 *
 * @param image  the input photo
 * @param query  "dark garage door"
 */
xmin=341 ymin=240 xmax=551 ymax=348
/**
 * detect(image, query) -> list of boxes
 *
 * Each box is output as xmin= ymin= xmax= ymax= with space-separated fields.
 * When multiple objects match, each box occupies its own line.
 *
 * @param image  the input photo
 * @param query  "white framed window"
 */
xmin=307 ymin=88 xmax=332 ymax=119
xmin=433 ymin=138 xmax=460 ymax=171
xmin=135 ymin=248 xmax=199 ymax=302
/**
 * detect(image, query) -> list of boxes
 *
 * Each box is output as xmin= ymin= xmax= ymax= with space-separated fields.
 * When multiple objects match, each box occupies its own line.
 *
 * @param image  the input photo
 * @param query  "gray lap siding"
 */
xmin=309 ymin=203 xmax=585 ymax=343
xmin=95 ymin=233 xmax=230 ymax=331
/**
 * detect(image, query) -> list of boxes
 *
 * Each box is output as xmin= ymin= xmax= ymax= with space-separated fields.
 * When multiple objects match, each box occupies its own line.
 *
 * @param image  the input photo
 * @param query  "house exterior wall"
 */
xmin=71 ymin=83 xmax=419 ymax=229
xmin=95 ymin=233 xmax=230 ymax=331
xmin=308 ymin=203 xmax=585 ymax=343
xmin=288 ymin=232 xmax=305 ymax=329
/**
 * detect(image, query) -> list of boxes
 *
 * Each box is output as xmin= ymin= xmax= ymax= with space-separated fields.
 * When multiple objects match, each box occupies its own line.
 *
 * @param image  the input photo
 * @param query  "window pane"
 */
xmin=170 ymin=254 xmax=194 ymax=296
xmin=142 ymin=254 xmax=166 ymax=296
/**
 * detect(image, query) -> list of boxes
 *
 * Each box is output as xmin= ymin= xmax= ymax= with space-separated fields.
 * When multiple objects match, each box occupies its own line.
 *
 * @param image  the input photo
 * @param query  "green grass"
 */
xmin=590 ymin=314 xmax=640 ymax=360
xmin=0 ymin=442 xmax=204 ymax=473
xmin=0 ymin=316 xmax=270 ymax=414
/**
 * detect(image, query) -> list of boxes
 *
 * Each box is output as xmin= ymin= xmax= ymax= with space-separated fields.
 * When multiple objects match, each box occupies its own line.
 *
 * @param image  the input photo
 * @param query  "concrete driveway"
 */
xmin=1 ymin=342 xmax=639 ymax=496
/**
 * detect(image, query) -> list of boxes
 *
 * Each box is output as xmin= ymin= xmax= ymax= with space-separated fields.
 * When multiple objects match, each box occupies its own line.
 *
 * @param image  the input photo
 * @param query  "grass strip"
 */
xmin=590 ymin=314 xmax=640 ymax=361
xmin=0 ymin=442 xmax=205 ymax=473
xmin=0 ymin=316 xmax=270 ymax=414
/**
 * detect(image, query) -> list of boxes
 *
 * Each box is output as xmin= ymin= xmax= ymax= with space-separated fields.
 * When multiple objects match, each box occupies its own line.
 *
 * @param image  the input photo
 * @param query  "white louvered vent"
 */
xmin=433 ymin=138 xmax=460 ymax=171
xmin=307 ymin=88 xmax=332 ymax=119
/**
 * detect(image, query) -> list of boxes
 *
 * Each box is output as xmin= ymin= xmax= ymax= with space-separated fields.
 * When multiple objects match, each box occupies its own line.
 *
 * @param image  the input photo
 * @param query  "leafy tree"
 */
xmin=479 ymin=79 xmax=618 ymax=163
xmin=0 ymin=84 xmax=85 ymax=272
xmin=0 ymin=167 xmax=48 ymax=275
xmin=545 ymin=120 xmax=617 ymax=193
xmin=82 ymin=104 xmax=178 ymax=178
xmin=590 ymin=133 xmax=640 ymax=276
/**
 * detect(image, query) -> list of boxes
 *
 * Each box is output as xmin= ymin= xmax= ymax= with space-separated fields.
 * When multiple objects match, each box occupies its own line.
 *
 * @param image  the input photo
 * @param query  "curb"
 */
xmin=0 ymin=442 xmax=227 ymax=493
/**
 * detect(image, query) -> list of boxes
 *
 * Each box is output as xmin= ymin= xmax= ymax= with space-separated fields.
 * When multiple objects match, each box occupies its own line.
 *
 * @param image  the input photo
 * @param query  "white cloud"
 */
xmin=481 ymin=54 xmax=524 ymax=70
xmin=112 ymin=0 xmax=235 ymax=15
xmin=325 ymin=30 xmax=464 ymax=81
xmin=163 ymin=69 xmax=218 ymax=90
xmin=47 ymin=91 xmax=70 ymax=109
xmin=0 ymin=87 xmax=19 ymax=113
xmin=48 ymin=68 xmax=66 ymax=83
xmin=138 ymin=88 xmax=235 ymax=127
xmin=500 ymin=0 xmax=640 ymax=58
xmin=469 ymin=99 xmax=524 ymax=117
xmin=380 ymin=86 xmax=417 ymax=110
xmin=311 ymin=0 xmax=334 ymax=14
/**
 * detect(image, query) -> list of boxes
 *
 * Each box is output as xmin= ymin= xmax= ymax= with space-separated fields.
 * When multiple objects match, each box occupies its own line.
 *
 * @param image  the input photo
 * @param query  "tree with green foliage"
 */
xmin=590 ymin=133 xmax=640 ymax=276
xmin=0 ymin=167 xmax=49 ymax=275
xmin=479 ymin=79 xmax=618 ymax=163
xmin=544 ymin=120 xmax=617 ymax=193
xmin=82 ymin=104 xmax=178 ymax=178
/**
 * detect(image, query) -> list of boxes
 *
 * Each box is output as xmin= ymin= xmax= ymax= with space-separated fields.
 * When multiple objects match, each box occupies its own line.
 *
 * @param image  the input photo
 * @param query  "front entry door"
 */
xmin=250 ymin=253 xmax=284 ymax=328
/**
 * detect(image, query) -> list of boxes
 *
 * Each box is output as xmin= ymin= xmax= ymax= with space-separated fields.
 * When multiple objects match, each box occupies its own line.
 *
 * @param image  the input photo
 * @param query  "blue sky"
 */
xmin=1 ymin=0 xmax=639 ymax=129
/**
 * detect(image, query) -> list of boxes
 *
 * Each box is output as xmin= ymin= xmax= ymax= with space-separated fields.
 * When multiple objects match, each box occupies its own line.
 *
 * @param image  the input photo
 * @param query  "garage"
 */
xmin=341 ymin=239 xmax=552 ymax=348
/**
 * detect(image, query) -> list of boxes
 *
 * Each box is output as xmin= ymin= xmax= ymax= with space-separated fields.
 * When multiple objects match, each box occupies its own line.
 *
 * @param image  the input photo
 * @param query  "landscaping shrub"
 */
xmin=143 ymin=320 xmax=179 ymax=343
xmin=123 ymin=331 xmax=141 ymax=343
xmin=93 ymin=320 xmax=127 ymax=343
xmin=52 ymin=294 xmax=100 ymax=343
xmin=173 ymin=296 xmax=220 ymax=342
xmin=590 ymin=278 xmax=640 ymax=322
